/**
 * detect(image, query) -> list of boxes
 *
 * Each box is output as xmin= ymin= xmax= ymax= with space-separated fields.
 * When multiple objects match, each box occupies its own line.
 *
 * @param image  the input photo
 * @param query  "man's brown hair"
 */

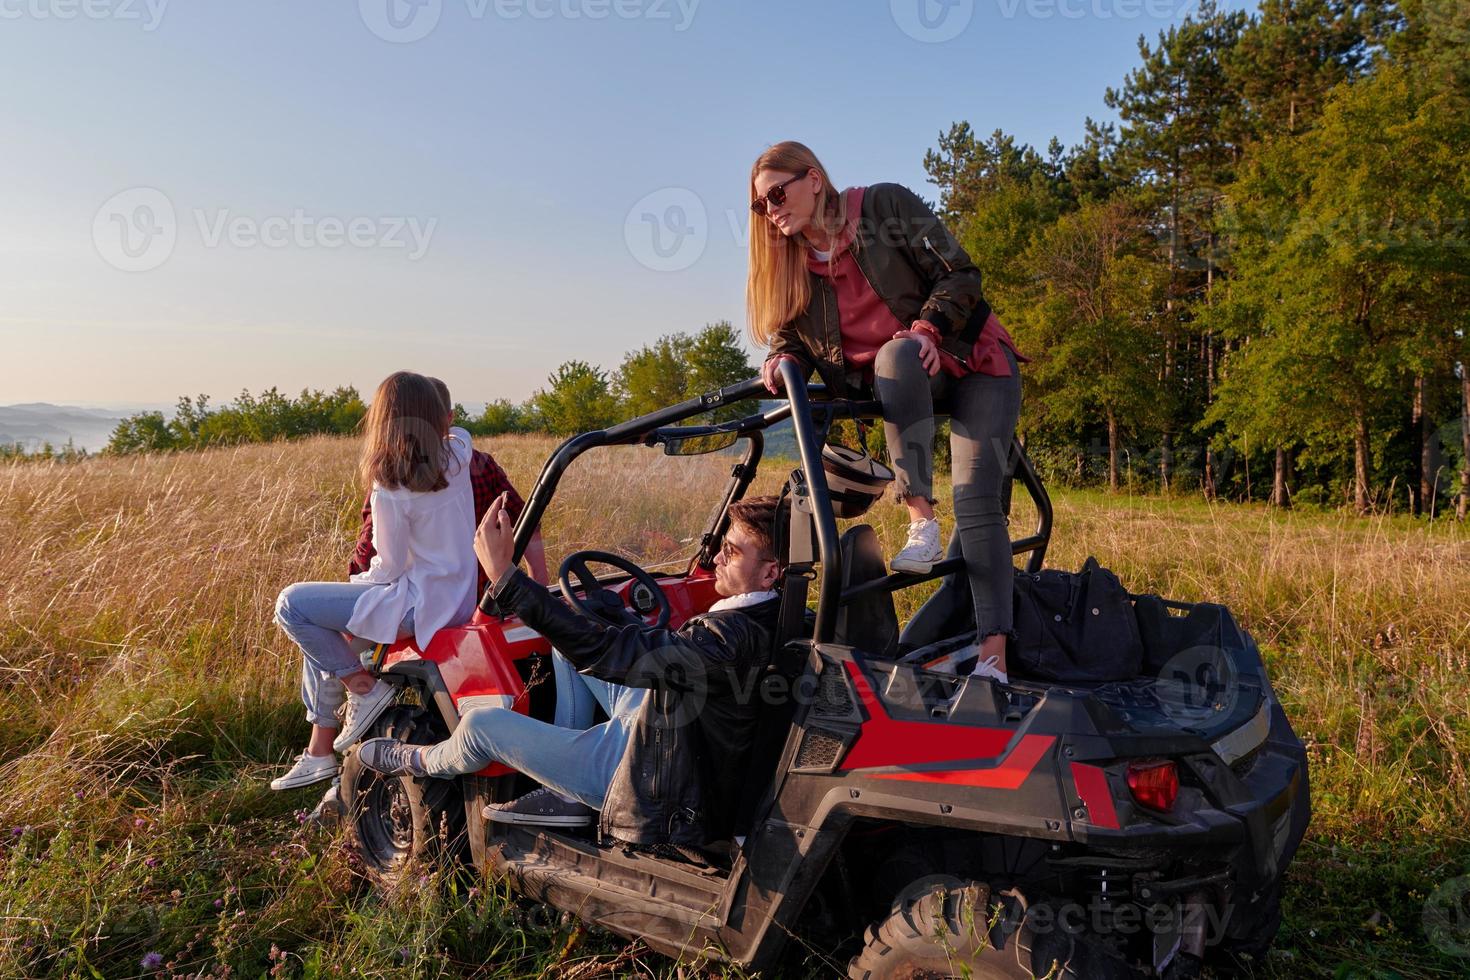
xmin=726 ymin=494 xmax=791 ymax=568
xmin=427 ymin=377 xmax=452 ymax=418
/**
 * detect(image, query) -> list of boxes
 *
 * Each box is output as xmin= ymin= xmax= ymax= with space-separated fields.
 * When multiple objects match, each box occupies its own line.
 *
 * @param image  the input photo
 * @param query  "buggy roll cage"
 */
xmin=508 ymin=359 xmax=1052 ymax=645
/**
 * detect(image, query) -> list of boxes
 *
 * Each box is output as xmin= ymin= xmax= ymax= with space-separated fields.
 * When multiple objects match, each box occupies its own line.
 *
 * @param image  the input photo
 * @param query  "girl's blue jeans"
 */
xmin=274 ymin=581 xmax=413 ymax=728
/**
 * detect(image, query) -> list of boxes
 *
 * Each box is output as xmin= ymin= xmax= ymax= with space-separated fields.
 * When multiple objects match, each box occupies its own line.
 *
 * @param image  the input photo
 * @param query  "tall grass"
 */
xmin=1 ymin=435 xmax=1466 ymax=977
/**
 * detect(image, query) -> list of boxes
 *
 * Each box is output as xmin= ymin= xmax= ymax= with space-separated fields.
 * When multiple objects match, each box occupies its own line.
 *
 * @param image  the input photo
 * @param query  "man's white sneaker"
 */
xmin=332 ymin=680 xmax=396 ymax=752
xmin=890 ymin=518 xmax=943 ymax=573
xmin=270 ymin=751 xmax=339 ymax=791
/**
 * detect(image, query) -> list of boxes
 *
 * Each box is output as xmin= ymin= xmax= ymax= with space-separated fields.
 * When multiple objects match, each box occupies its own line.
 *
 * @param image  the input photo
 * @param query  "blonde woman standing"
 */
xmin=748 ymin=140 xmax=1026 ymax=681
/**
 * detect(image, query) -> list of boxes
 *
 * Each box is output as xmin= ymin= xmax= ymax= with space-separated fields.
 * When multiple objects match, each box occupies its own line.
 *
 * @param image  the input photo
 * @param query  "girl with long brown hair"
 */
xmin=748 ymin=140 xmax=1027 ymax=682
xmin=269 ymin=370 xmax=480 ymax=790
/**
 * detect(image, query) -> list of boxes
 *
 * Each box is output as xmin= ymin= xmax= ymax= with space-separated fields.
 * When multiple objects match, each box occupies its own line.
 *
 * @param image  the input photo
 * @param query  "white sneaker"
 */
xmin=971 ymin=654 xmax=1009 ymax=685
xmin=270 ymin=751 xmax=339 ymax=791
xmin=890 ymin=518 xmax=943 ymax=573
xmin=332 ymin=680 xmax=396 ymax=752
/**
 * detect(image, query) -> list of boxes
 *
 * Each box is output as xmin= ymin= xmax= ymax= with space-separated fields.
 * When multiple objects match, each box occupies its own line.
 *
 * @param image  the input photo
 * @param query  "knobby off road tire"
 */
xmin=341 ymin=705 xmax=466 ymax=879
xmin=848 ymin=878 xmax=1139 ymax=980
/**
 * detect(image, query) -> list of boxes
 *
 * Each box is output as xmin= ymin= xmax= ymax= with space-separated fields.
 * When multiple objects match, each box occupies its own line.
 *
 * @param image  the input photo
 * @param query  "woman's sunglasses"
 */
xmin=750 ymin=173 xmax=806 ymax=217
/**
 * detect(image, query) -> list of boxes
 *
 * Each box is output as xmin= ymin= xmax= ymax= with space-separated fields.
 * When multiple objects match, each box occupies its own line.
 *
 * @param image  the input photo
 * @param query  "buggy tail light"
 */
xmin=1126 ymin=759 xmax=1179 ymax=812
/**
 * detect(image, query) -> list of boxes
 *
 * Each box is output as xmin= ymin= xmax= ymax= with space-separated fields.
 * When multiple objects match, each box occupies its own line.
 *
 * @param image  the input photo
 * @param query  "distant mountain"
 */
xmin=0 ymin=403 xmax=127 ymax=453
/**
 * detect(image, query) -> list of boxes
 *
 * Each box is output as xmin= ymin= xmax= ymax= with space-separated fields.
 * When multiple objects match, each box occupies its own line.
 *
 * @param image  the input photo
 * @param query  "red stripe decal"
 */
xmin=871 ymin=734 xmax=1056 ymax=789
xmin=1070 ymin=762 xmax=1120 ymax=829
xmin=838 ymin=661 xmax=1053 ymax=787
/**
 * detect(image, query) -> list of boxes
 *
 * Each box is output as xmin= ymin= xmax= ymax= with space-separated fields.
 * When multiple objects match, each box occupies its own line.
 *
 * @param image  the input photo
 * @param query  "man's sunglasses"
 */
xmin=750 ymin=173 xmax=806 ymax=217
xmin=720 ymin=537 xmax=776 ymax=564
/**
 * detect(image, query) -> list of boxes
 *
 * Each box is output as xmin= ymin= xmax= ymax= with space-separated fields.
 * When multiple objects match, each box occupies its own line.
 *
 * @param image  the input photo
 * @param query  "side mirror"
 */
xmin=662 ymin=431 xmax=739 ymax=456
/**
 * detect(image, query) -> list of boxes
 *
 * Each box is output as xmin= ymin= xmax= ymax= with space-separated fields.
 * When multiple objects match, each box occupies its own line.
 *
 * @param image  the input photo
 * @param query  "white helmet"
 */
xmin=821 ymin=443 xmax=894 ymax=518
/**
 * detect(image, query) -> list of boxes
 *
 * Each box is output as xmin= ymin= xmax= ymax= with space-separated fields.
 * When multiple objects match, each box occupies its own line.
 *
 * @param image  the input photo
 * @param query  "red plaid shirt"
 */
xmin=349 ymin=448 xmax=526 ymax=595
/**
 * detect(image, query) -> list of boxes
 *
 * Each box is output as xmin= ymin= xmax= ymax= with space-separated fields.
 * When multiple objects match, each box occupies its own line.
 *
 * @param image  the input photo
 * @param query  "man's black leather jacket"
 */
xmin=490 ymin=568 xmax=780 ymax=847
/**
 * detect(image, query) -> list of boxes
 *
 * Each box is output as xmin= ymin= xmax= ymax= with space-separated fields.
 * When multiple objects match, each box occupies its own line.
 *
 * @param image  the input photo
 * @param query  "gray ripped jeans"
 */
xmin=874 ymin=338 xmax=1022 ymax=640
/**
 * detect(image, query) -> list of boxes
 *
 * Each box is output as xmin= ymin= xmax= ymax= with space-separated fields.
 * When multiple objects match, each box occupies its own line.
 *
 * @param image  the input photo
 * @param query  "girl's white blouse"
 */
xmin=345 ymin=427 xmax=478 ymax=647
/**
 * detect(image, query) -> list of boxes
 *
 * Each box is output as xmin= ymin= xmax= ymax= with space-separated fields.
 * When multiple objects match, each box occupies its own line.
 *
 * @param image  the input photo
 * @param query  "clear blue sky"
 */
xmin=0 ymin=0 xmax=1252 ymax=409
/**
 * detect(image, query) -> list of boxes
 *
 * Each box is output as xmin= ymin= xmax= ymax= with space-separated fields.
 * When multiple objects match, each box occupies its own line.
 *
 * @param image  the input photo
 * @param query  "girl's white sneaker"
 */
xmin=890 ymin=518 xmax=943 ymax=573
xmin=270 ymin=751 xmax=338 ymax=791
xmin=971 ymin=654 xmax=1009 ymax=685
xmin=332 ymin=680 xmax=396 ymax=752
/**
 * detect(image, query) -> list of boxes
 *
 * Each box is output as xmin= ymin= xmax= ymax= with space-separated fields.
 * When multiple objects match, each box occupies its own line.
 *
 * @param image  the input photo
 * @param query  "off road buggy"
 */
xmin=339 ymin=361 xmax=1311 ymax=978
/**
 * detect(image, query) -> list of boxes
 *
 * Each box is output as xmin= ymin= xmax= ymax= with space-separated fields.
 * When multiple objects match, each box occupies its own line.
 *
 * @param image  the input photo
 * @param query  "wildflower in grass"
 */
xmin=145 ymin=856 xmax=160 ymax=868
xmin=398 ymin=948 xmax=411 ymax=963
xmin=214 ymin=898 xmax=224 ymax=909
xmin=9 ymin=827 xmax=21 ymax=837
xmin=134 ymin=817 xmax=148 ymax=829
xmin=140 ymin=951 xmax=163 ymax=971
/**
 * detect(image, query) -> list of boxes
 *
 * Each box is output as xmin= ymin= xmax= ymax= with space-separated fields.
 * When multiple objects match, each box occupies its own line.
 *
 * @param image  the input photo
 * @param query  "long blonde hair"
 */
xmin=746 ymin=141 xmax=849 ymax=349
xmin=359 ymin=371 xmax=453 ymax=492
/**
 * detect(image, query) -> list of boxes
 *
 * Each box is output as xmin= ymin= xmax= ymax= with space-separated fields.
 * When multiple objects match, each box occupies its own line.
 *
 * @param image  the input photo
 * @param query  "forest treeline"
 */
xmin=85 ymin=321 xmax=754 ymax=455
xmin=936 ymin=0 xmax=1468 ymax=515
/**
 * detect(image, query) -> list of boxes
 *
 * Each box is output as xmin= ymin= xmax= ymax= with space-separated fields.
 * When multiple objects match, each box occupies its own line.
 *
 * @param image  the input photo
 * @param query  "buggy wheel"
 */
xmin=340 ymin=705 xmax=464 ymax=878
xmin=847 ymin=877 xmax=1139 ymax=980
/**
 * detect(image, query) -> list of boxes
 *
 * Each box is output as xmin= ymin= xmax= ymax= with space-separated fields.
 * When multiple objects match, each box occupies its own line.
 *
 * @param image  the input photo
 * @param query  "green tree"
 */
xmin=465 ymin=399 xmax=529 ymax=436
xmin=105 ymin=411 xmax=179 ymax=454
xmin=613 ymin=321 xmax=753 ymax=421
xmin=1106 ymin=0 xmax=1248 ymax=491
xmin=684 ymin=321 xmax=755 ymax=409
xmin=614 ymin=334 xmax=693 ymax=419
xmin=923 ymin=124 xmax=1059 ymax=225
xmin=1227 ymin=0 xmax=1381 ymax=141
xmin=1209 ymin=64 xmax=1467 ymax=513
xmin=531 ymin=361 xmax=619 ymax=436
xmin=1022 ymin=197 xmax=1166 ymax=491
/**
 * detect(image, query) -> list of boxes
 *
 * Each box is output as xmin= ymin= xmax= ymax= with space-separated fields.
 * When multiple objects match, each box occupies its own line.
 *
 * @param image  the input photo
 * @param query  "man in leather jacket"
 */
xmin=357 ymin=493 xmax=789 ymax=849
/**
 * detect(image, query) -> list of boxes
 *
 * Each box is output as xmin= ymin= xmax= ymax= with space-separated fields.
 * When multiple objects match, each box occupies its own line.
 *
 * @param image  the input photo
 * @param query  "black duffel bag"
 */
xmin=1011 ymin=557 xmax=1143 ymax=682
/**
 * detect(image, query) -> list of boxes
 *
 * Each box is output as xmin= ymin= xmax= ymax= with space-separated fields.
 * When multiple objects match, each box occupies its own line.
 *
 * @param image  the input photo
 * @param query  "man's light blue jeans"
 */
xmin=417 ymin=650 xmax=644 ymax=810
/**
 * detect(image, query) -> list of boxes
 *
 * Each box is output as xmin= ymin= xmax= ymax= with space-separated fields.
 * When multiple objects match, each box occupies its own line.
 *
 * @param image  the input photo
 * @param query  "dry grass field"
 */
xmin=1 ymin=433 xmax=1467 ymax=978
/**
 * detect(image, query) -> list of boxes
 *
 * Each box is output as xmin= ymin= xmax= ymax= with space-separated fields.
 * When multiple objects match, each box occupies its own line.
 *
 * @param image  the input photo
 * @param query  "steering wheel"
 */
xmin=558 ymin=550 xmax=672 ymax=629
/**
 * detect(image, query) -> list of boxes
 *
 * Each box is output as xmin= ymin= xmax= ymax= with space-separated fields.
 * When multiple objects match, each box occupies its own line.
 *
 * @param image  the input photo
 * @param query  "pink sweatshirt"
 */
xmin=806 ymin=186 xmax=1027 ymax=379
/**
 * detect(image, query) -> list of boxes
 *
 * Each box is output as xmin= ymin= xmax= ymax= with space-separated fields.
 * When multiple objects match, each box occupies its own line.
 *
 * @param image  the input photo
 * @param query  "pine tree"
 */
xmin=1105 ymin=0 xmax=1249 ymax=493
xmin=1227 ymin=0 xmax=1379 ymax=141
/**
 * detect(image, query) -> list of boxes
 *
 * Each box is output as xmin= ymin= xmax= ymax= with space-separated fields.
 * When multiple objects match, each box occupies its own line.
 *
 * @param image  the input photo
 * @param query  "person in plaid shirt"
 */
xmin=349 ymin=378 xmax=549 ymax=592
